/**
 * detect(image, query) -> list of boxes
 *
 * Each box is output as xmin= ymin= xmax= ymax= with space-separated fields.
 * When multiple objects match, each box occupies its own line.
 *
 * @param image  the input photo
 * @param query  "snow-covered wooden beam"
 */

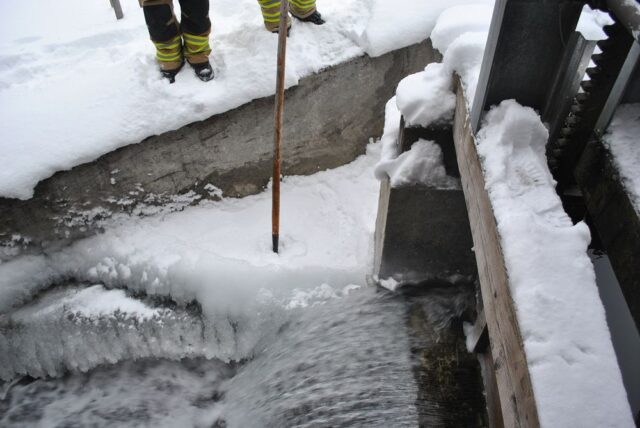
xmin=452 ymin=75 xmax=540 ymax=428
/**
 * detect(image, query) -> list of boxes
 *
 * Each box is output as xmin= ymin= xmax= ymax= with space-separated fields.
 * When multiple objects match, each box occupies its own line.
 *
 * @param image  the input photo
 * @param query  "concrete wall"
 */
xmin=0 ymin=41 xmax=438 ymax=259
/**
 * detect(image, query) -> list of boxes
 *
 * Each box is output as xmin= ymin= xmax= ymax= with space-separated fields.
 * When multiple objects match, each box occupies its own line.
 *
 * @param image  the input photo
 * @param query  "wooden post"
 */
xmin=453 ymin=75 xmax=540 ymax=427
xmin=272 ymin=0 xmax=288 ymax=253
xmin=110 ymin=0 xmax=124 ymax=20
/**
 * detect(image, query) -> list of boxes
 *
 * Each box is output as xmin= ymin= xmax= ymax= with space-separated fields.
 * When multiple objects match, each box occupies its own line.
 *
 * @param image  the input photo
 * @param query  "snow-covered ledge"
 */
xmin=453 ymin=75 xmax=634 ymax=428
xmin=0 ymin=41 xmax=438 ymax=260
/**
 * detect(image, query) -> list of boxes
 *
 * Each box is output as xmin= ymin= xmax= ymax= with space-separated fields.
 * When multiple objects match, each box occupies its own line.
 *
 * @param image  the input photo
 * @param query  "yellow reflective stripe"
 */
xmin=262 ymin=10 xmax=281 ymax=17
xmin=154 ymin=42 xmax=181 ymax=50
xmin=184 ymin=38 xmax=209 ymax=46
xmin=185 ymin=47 xmax=210 ymax=55
xmin=156 ymin=51 xmax=182 ymax=60
xmin=182 ymin=33 xmax=209 ymax=41
xmin=292 ymin=0 xmax=315 ymax=5
xmin=184 ymin=45 xmax=209 ymax=52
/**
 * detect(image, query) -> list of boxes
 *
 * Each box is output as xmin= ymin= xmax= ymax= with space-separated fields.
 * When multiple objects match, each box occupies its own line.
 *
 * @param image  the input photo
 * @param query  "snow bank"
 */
xmin=361 ymin=0 xmax=493 ymax=57
xmin=477 ymin=100 xmax=634 ymax=428
xmin=604 ymin=103 xmax=640 ymax=214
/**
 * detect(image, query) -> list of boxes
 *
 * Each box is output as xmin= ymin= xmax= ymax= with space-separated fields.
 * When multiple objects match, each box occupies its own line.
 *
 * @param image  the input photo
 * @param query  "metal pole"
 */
xmin=272 ymin=0 xmax=288 ymax=253
xmin=111 ymin=0 xmax=124 ymax=20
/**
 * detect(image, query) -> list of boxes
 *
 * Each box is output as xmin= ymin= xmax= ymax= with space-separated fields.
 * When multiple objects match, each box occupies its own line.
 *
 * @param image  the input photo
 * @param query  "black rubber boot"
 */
xmin=191 ymin=61 xmax=214 ymax=82
xmin=294 ymin=11 xmax=325 ymax=25
xmin=160 ymin=60 xmax=184 ymax=84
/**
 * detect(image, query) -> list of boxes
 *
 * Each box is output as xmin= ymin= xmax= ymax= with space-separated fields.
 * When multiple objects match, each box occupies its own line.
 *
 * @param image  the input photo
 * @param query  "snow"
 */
xmin=375 ymin=139 xmax=459 ymax=189
xmin=604 ymin=103 xmax=640 ymax=214
xmin=430 ymin=4 xmax=493 ymax=54
xmin=395 ymin=63 xmax=456 ymax=127
xmin=376 ymin=2 xmax=633 ymax=425
xmin=0 ymin=144 xmax=381 ymax=372
xmin=375 ymin=2 xmax=491 ymax=185
xmin=576 ymin=4 xmax=615 ymax=40
xmin=477 ymin=100 xmax=634 ymax=428
xmin=374 ymin=96 xmax=402 ymax=173
xmin=0 ymin=0 xmax=494 ymax=200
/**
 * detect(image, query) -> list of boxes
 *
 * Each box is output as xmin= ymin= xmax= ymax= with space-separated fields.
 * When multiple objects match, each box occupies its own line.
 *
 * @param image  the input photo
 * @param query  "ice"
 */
xmin=0 ymin=284 xmax=206 ymax=381
xmin=0 ymin=146 xmax=382 ymax=381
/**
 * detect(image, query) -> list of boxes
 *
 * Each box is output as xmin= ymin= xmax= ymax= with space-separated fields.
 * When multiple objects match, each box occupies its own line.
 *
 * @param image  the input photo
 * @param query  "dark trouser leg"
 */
xmin=141 ymin=0 xmax=183 ymax=71
xmin=178 ymin=0 xmax=212 ymax=64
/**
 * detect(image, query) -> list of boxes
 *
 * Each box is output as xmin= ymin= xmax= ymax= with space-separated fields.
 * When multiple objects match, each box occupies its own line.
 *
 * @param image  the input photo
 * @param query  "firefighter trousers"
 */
xmin=141 ymin=0 xmax=318 ymax=71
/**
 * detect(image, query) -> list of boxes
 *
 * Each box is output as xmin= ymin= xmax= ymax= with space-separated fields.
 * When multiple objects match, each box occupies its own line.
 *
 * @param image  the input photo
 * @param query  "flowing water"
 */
xmin=0 ymin=285 xmax=486 ymax=427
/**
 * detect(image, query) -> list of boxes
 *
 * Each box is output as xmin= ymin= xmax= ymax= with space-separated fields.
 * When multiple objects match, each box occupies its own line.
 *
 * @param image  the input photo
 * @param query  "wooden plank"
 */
xmin=479 ymin=350 xmax=506 ymax=428
xmin=452 ymin=76 xmax=540 ymax=428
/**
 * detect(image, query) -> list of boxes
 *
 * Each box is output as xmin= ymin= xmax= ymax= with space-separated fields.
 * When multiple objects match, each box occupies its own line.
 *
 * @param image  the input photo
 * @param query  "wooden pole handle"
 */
xmin=272 ymin=0 xmax=288 ymax=253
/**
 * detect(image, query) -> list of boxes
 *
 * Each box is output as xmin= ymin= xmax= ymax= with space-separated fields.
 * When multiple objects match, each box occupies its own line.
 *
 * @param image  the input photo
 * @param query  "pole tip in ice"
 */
xmin=272 ymin=234 xmax=279 ymax=253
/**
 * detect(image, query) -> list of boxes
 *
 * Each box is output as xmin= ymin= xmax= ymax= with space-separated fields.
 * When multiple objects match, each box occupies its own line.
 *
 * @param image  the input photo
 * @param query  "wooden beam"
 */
xmin=478 ymin=350 xmax=506 ymax=428
xmin=452 ymin=76 xmax=540 ymax=428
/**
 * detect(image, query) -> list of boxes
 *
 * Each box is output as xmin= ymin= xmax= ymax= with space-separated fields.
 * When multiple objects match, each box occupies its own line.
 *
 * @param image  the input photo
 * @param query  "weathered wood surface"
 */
xmin=453 ymin=76 xmax=540 ymax=428
xmin=479 ymin=350 xmax=506 ymax=428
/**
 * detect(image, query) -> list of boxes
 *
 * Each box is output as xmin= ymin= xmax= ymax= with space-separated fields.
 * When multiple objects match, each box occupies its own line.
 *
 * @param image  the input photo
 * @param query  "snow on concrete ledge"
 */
xmin=0 ymin=0 xmax=487 ymax=200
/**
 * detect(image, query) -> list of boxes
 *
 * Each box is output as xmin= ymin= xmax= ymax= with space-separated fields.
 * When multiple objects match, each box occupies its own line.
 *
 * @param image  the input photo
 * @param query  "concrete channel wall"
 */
xmin=0 ymin=41 xmax=438 ymax=259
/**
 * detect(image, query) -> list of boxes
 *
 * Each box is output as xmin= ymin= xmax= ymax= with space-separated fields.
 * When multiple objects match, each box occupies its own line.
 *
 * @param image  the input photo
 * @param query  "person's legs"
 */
xmin=257 ymin=0 xmax=291 ymax=33
xmin=141 ymin=0 xmax=183 ymax=80
xmin=288 ymin=0 xmax=316 ymax=20
xmin=178 ymin=0 xmax=211 ymax=64
xmin=289 ymin=0 xmax=325 ymax=25
xmin=178 ymin=0 xmax=214 ymax=81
